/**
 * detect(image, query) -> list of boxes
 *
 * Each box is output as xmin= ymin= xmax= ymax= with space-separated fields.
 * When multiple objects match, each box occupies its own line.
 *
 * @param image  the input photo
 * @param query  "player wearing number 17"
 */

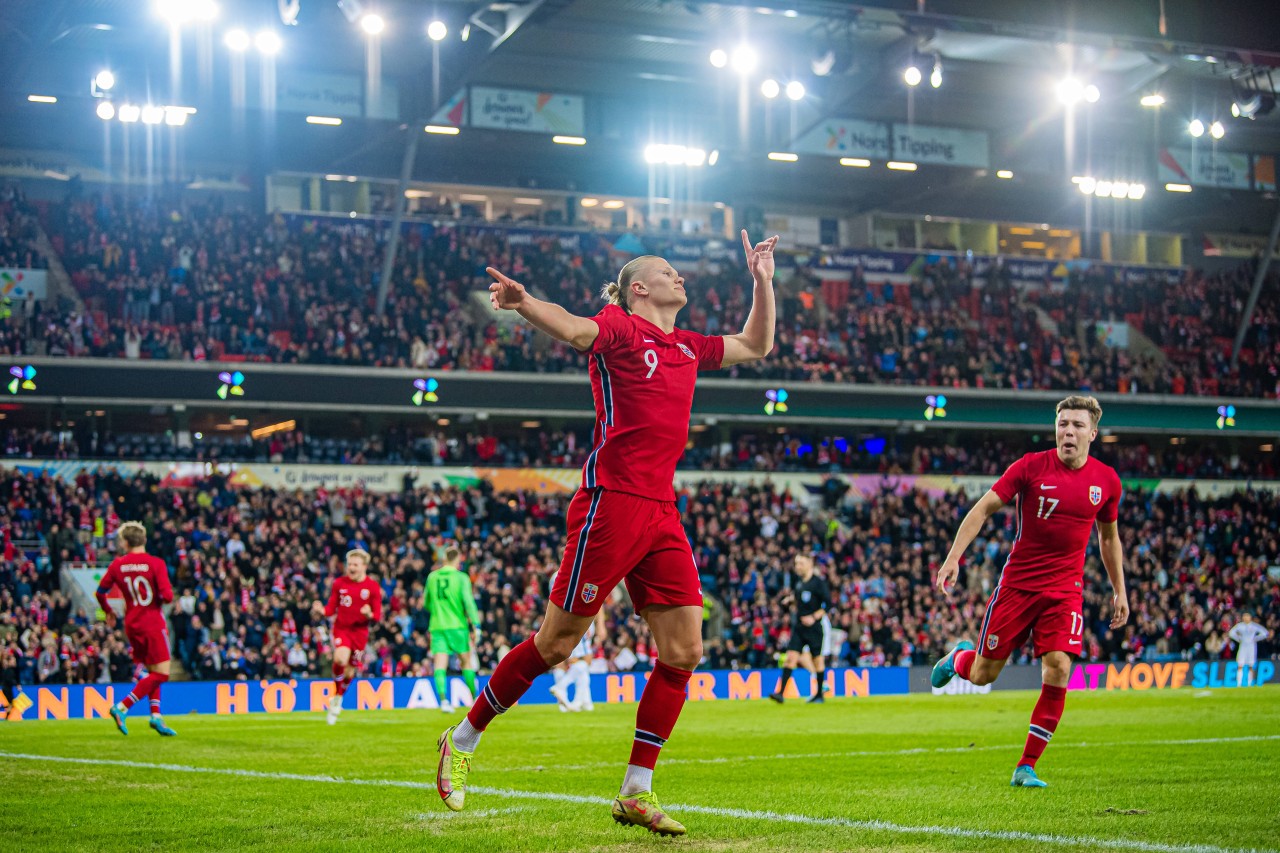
xmin=436 ymin=230 xmax=779 ymax=835
xmin=94 ymin=521 xmax=177 ymax=737
xmin=932 ymin=395 xmax=1128 ymax=788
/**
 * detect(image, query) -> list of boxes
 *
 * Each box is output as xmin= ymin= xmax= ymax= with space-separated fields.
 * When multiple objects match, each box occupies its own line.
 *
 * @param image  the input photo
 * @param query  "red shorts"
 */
xmin=978 ymin=586 xmax=1083 ymax=660
xmin=333 ymin=627 xmax=369 ymax=657
xmin=125 ymin=624 xmax=170 ymax=667
xmin=552 ymin=488 xmax=701 ymax=616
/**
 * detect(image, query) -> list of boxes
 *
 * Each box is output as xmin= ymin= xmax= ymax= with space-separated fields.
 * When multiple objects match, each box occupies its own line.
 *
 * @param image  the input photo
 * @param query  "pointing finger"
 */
xmin=740 ymin=228 xmax=753 ymax=258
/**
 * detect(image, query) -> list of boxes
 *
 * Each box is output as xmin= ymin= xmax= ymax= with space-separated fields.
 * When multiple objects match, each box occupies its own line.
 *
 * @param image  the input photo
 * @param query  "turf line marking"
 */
xmin=2 ymin=752 xmax=1274 ymax=853
xmin=503 ymin=733 xmax=1280 ymax=772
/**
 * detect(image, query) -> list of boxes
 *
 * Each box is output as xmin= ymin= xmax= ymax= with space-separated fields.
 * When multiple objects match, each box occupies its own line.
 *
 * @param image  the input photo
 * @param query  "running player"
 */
xmin=312 ymin=548 xmax=382 ymax=725
xmin=551 ymin=608 xmax=608 ymax=712
xmin=769 ymin=554 xmax=832 ymax=704
xmin=94 ymin=521 xmax=177 ymax=737
xmin=932 ymin=395 xmax=1128 ymax=787
xmin=426 ymin=546 xmax=481 ymax=711
xmin=1228 ymin=613 xmax=1270 ymax=687
xmin=436 ymin=230 xmax=778 ymax=835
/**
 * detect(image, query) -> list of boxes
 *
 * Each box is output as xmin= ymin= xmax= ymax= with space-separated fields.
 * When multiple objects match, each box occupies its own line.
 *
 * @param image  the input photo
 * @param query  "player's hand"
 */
xmin=487 ymin=267 xmax=527 ymax=310
xmin=360 ymin=604 xmax=374 ymax=619
xmin=1110 ymin=590 xmax=1130 ymax=629
xmin=104 ymin=613 xmax=117 ymax=629
xmin=935 ymin=558 xmax=960 ymax=598
xmin=800 ymin=614 xmax=813 ymax=627
xmin=741 ymin=229 xmax=779 ymax=284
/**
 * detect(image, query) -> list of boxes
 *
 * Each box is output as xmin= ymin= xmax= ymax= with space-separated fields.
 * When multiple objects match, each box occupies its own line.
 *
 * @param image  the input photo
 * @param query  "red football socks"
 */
xmin=120 ymin=672 xmax=169 ymax=711
xmin=954 ymin=649 xmax=977 ymax=681
xmin=1019 ymin=684 xmax=1067 ymax=768
xmin=466 ymin=637 xmax=550 ymax=732
xmin=628 ymin=661 xmax=693 ymax=770
xmin=149 ymin=680 xmax=163 ymax=716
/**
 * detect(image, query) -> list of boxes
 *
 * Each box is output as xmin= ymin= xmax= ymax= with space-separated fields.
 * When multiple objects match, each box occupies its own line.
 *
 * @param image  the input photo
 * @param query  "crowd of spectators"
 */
xmin=0 ymin=184 xmax=44 ymax=271
xmin=2 ymin=462 xmax=1275 ymax=692
xmin=4 ymin=424 xmax=1275 ymax=481
xmin=0 ymin=190 xmax=1277 ymax=398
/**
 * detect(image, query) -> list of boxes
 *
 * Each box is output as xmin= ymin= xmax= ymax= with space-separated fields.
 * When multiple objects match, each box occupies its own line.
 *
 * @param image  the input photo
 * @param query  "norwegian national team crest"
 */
xmin=581 ymin=583 xmax=599 ymax=604
xmin=677 ymin=343 xmax=696 ymax=360
xmin=986 ymin=634 xmax=999 ymax=651
xmin=1089 ymin=485 xmax=1102 ymax=506
xmin=360 ymin=588 xmax=370 ymax=599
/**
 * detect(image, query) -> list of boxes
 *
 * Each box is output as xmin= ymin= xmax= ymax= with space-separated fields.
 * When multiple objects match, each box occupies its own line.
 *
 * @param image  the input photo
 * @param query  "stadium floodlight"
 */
xmin=785 ymin=80 xmax=805 ymax=100
xmin=1084 ymin=84 xmax=1100 ymax=103
xmin=95 ymin=70 xmax=116 ymax=91
xmin=730 ymin=45 xmax=757 ymax=74
xmin=1111 ymin=181 xmax=1130 ymax=199
xmin=644 ymin=144 xmax=705 ymax=166
xmin=1188 ymin=118 xmax=1205 ymax=137
xmin=903 ymin=64 xmax=922 ymax=87
xmin=118 ymin=103 xmax=141 ymax=123
xmin=1095 ymin=180 xmax=1114 ymax=198
xmin=1127 ymin=183 xmax=1147 ymax=200
xmin=427 ymin=20 xmax=447 ymax=41
xmin=1056 ymin=77 xmax=1084 ymax=104
xmin=164 ymin=107 xmax=189 ymax=126
xmin=255 ymin=30 xmax=282 ymax=55
xmin=930 ymin=56 xmax=942 ymax=88
xmin=1209 ymin=120 xmax=1225 ymax=139
xmin=224 ymin=28 xmax=250 ymax=51
xmin=27 ymin=95 xmax=57 ymax=104
xmin=1140 ymin=93 xmax=1165 ymax=107
xmin=155 ymin=0 xmax=219 ymax=25
xmin=709 ymin=48 xmax=727 ymax=68
xmin=360 ymin=13 xmax=384 ymax=35
xmin=761 ymin=79 xmax=780 ymax=99
xmin=1077 ymin=176 xmax=1096 ymax=194
xmin=96 ymin=101 xmax=116 ymax=120
xmin=141 ymin=104 xmax=164 ymax=125
xmin=708 ymin=149 xmax=719 ymax=166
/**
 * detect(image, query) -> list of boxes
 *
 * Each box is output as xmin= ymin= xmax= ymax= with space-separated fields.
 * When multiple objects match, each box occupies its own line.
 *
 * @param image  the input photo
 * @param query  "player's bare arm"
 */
xmin=486 ymin=266 xmax=601 ymax=351
xmin=1097 ymin=519 xmax=1129 ymax=628
xmin=936 ymin=489 xmax=1007 ymax=596
xmin=721 ymin=229 xmax=780 ymax=367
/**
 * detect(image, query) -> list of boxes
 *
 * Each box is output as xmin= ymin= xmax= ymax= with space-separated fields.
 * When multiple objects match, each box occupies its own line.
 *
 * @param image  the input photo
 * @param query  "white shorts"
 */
xmin=1237 ymin=651 xmax=1257 ymax=668
xmin=570 ymin=634 xmax=593 ymax=660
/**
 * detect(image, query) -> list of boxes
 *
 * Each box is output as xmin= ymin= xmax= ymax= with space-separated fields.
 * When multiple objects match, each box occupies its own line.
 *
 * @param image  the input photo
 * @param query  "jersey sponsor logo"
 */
xmin=986 ymin=634 xmax=999 ymax=651
xmin=1089 ymin=485 xmax=1102 ymax=505
xmin=581 ymin=583 xmax=599 ymax=604
xmin=677 ymin=343 xmax=696 ymax=360
xmin=1039 ymin=484 xmax=1057 ymax=490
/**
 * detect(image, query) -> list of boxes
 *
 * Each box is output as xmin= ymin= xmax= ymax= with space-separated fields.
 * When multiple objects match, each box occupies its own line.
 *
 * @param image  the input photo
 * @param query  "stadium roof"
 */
xmin=2 ymin=1 xmax=1279 ymax=231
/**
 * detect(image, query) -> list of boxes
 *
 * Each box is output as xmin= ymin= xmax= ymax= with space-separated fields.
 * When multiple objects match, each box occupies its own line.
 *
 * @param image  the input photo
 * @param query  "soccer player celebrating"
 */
xmin=95 ymin=521 xmax=177 ymax=737
xmin=931 ymin=395 xmax=1128 ymax=788
xmin=312 ymin=548 xmax=382 ymax=725
xmin=437 ymin=230 xmax=778 ymax=834
xmin=769 ymin=554 xmax=832 ymax=704
xmin=426 ymin=546 xmax=481 ymax=711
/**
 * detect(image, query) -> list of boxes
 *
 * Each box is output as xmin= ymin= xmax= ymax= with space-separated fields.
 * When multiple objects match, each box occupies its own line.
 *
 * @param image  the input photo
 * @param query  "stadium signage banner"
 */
xmin=891 ymin=124 xmax=990 ymax=169
xmin=1157 ymin=146 xmax=1251 ymax=189
xmin=2 ymin=667 xmax=908 ymax=720
xmin=469 ymin=86 xmax=585 ymax=135
xmin=1 ymin=267 xmax=46 ymax=301
xmin=793 ymin=119 xmax=892 ymax=159
xmin=1069 ymin=660 xmax=1275 ymax=691
xmin=262 ymin=71 xmax=400 ymax=120
xmin=909 ymin=664 xmax=1044 ymax=693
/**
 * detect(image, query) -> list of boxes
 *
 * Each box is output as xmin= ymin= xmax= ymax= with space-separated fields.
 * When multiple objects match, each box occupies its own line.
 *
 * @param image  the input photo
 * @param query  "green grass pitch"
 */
xmin=2 ymin=687 xmax=1277 ymax=852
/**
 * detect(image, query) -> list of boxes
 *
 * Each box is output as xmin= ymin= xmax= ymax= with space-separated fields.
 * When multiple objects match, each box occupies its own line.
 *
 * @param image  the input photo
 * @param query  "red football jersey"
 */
xmin=990 ymin=450 xmax=1122 ymax=594
xmin=325 ymin=576 xmax=383 ymax=630
xmin=96 ymin=554 xmax=173 ymax=632
xmin=581 ymin=304 xmax=724 ymax=501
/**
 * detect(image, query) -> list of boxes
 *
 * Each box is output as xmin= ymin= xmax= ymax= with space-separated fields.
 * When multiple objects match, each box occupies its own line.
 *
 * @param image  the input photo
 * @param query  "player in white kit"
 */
xmin=1228 ymin=613 xmax=1270 ymax=687
xmin=551 ymin=609 xmax=607 ymax=711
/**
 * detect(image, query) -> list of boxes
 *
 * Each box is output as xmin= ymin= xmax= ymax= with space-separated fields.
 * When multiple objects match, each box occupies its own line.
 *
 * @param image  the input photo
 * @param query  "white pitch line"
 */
xmin=2 ymin=752 xmax=1275 ymax=853
xmin=501 ymin=733 xmax=1280 ymax=773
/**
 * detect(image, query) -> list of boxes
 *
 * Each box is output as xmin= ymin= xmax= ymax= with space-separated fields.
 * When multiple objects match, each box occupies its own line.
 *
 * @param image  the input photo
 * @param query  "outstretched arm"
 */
xmin=935 ymin=489 xmax=1006 ymax=597
xmin=721 ymin=230 xmax=779 ymax=367
xmin=487 ymin=267 xmax=600 ymax=351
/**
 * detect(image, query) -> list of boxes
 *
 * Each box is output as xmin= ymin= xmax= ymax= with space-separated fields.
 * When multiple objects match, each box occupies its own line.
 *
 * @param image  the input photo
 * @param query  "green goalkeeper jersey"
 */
xmin=426 ymin=564 xmax=480 ymax=632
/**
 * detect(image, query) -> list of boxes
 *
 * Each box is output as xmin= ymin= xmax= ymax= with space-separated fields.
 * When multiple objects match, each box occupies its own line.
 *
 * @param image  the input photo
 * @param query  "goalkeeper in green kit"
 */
xmin=426 ymin=546 xmax=482 ymax=712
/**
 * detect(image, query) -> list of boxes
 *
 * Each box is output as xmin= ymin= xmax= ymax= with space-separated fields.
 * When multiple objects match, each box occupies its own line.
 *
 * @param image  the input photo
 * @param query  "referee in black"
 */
xmin=769 ymin=554 xmax=832 ymax=704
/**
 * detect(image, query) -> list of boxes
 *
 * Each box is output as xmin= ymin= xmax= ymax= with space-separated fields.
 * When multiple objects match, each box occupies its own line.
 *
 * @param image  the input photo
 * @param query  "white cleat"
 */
xmin=440 ymin=702 xmax=454 ymax=713
xmin=550 ymin=685 xmax=572 ymax=713
xmin=327 ymin=695 xmax=343 ymax=725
